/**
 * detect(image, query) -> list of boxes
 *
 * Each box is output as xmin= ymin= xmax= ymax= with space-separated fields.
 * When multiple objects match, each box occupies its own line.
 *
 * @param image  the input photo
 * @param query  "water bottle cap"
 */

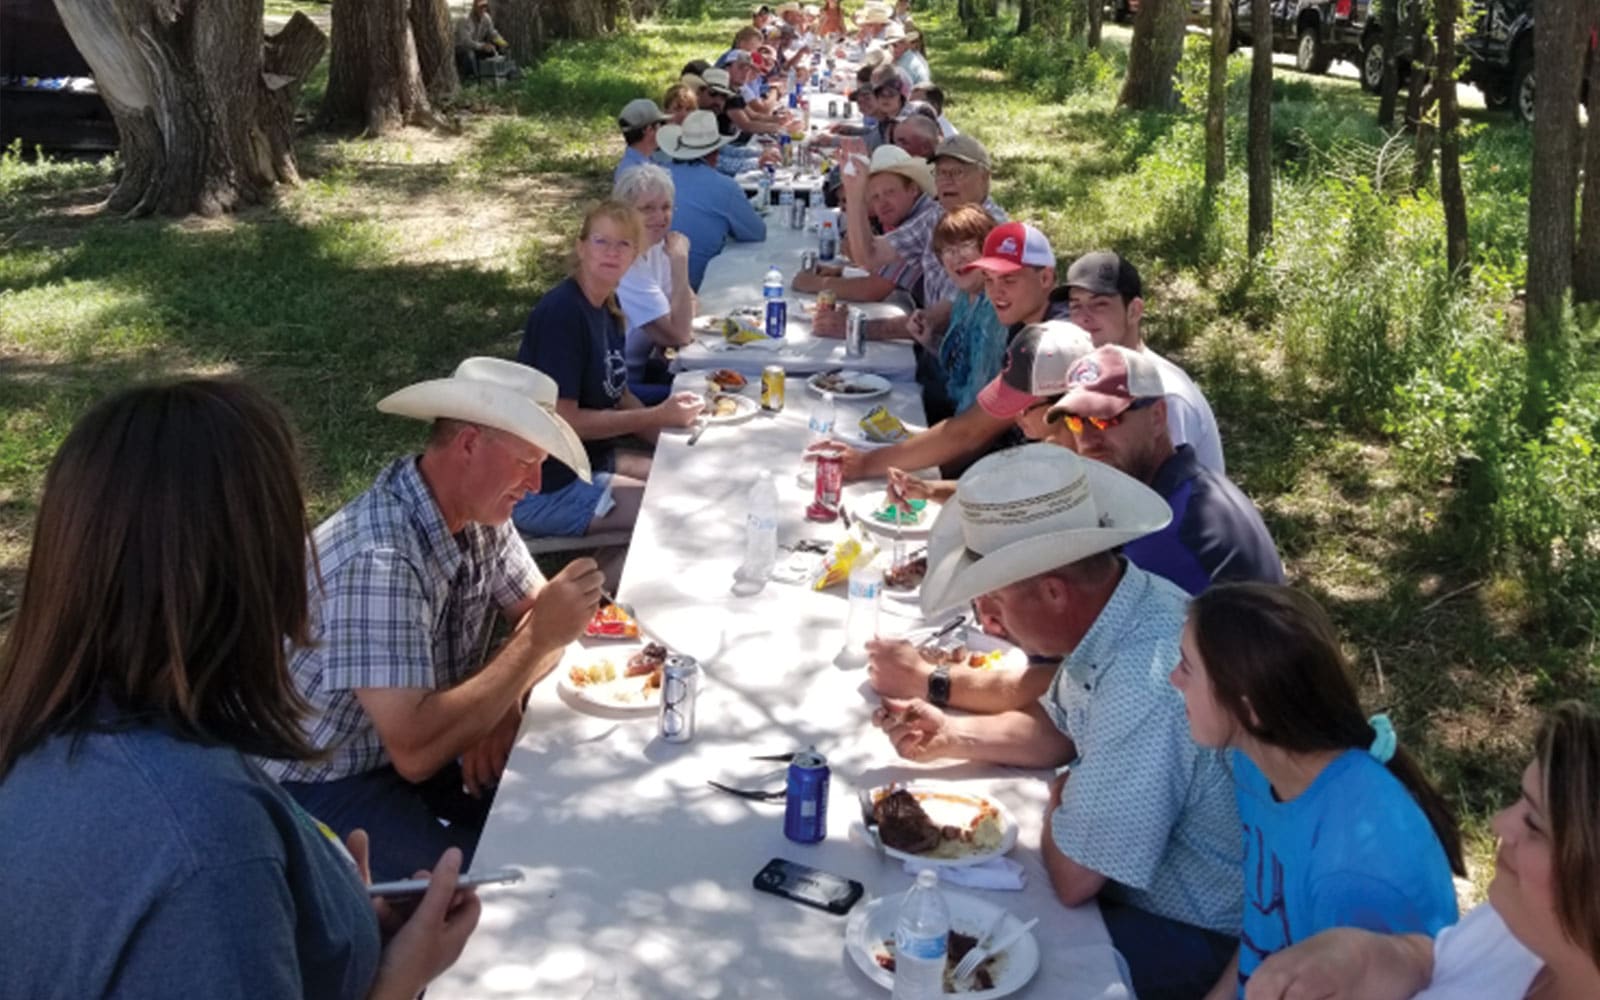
xmin=915 ymin=869 xmax=939 ymax=888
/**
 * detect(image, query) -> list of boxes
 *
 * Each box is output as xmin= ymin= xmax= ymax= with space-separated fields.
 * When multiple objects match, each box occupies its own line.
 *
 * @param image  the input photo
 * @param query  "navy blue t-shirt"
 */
xmin=1123 ymin=444 xmax=1285 ymax=594
xmin=518 ymin=276 xmax=628 ymax=493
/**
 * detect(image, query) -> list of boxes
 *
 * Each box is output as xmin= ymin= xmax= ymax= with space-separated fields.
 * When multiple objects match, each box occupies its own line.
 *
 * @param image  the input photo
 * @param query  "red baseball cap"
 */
xmin=976 ymin=320 xmax=1096 ymax=419
xmin=959 ymin=222 xmax=1055 ymax=276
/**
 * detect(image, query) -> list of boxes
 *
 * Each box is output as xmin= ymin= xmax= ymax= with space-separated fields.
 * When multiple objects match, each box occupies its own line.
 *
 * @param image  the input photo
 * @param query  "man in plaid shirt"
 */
xmin=261 ymin=359 xmax=605 ymax=880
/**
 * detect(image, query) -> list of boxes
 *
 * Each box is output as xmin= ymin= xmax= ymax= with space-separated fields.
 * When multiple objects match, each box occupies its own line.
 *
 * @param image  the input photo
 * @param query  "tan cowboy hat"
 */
xmin=868 ymin=144 xmax=935 ymax=196
xmin=880 ymin=20 xmax=919 ymax=43
xmin=378 ymin=358 xmax=591 ymax=483
xmin=861 ymin=43 xmax=892 ymax=68
xmin=657 ymin=110 xmax=737 ymax=160
xmin=918 ymin=444 xmax=1171 ymax=616
xmin=856 ymin=3 xmax=893 ymax=25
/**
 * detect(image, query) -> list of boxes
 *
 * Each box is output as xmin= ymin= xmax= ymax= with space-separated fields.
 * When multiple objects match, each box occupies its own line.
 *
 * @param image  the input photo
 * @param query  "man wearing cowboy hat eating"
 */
xmin=660 ymin=109 xmax=767 ymax=290
xmin=262 ymin=359 xmax=606 ymax=882
xmin=873 ymin=443 xmax=1243 ymax=1000
xmin=797 ymin=145 xmax=939 ymax=306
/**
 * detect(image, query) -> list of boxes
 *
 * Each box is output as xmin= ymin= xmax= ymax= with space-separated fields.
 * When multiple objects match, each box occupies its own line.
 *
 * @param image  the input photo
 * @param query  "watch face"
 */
xmin=928 ymin=667 xmax=951 ymax=706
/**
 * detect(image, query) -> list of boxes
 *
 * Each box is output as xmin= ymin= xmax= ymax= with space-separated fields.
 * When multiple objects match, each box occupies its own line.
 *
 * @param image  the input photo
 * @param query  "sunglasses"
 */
xmin=1056 ymin=395 xmax=1159 ymax=434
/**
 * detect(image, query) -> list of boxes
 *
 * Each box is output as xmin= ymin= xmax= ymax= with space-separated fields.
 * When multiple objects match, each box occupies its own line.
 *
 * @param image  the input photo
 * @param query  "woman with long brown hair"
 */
xmin=512 ymin=200 xmax=704 ymax=544
xmin=1171 ymin=582 xmax=1465 ymax=1000
xmin=0 ymin=380 xmax=479 ymax=999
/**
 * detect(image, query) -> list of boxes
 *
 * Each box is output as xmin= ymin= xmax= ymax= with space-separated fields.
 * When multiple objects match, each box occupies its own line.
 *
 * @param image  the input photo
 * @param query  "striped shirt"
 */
xmin=260 ymin=457 xmax=542 ymax=784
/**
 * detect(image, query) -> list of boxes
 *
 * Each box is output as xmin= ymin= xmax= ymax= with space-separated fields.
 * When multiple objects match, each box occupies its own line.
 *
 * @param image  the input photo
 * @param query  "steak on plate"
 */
xmin=874 ymin=789 xmax=942 ymax=854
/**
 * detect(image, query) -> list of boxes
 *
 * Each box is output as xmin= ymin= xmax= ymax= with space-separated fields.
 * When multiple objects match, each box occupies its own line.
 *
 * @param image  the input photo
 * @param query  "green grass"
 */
xmin=4 ymin=0 xmax=1597 ymax=893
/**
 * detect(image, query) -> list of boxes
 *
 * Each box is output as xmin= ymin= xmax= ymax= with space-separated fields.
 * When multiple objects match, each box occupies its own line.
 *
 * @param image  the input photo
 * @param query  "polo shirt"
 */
xmin=613 ymin=144 xmax=652 ymax=184
xmin=919 ymin=195 xmax=1008 ymax=306
xmin=617 ymin=241 xmax=675 ymax=382
xmin=1042 ymin=562 xmax=1243 ymax=936
xmin=667 ymin=159 xmax=767 ymax=289
xmin=1123 ymin=444 xmax=1283 ymax=595
xmin=896 ymin=49 xmax=932 ymax=86
xmin=263 ymin=457 xmax=542 ymax=784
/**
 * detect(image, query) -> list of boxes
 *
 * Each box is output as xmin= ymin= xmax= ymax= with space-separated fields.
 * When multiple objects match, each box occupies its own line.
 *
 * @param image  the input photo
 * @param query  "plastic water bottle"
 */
xmin=787 ymin=70 xmax=798 ymax=107
xmin=763 ymin=264 xmax=787 ymax=339
xmin=892 ymin=869 xmax=950 ymax=999
xmin=807 ymin=390 xmax=836 ymax=446
xmin=844 ymin=556 xmax=883 ymax=656
xmin=818 ymin=219 xmax=838 ymax=262
xmin=757 ymin=168 xmax=773 ymax=208
xmin=735 ymin=471 xmax=779 ymax=590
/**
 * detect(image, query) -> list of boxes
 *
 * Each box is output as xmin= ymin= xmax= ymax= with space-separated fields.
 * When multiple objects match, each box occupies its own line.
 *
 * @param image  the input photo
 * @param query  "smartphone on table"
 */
xmin=753 ymin=857 xmax=864 ymax=915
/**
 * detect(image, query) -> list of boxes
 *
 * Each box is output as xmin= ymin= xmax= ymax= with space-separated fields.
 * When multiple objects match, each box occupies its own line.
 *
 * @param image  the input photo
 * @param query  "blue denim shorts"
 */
xmin=511 ymin=471 xmax=616 ymax=538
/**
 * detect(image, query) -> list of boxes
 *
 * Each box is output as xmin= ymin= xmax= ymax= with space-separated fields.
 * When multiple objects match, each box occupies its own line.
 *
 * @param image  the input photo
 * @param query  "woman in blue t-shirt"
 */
xmin=1170 ymin=582 xmax=1465 ymax=1000
xmin=0 ymin=380 xmax=479 ymax=1000
xmin=514 ymin=201 xmax=706 ymax=541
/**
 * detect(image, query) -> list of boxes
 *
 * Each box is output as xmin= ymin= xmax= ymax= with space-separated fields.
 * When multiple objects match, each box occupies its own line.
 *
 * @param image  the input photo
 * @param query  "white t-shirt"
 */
xmin=1147 ymin=348 xmax=1226 ymax=475
xmin=616 ymin=242 xmax=674 ymax=381
xmin=1414 ymin=903 xmax=1543 ymax=999
xmin=937 ymin=115 xmax=957 ymax=139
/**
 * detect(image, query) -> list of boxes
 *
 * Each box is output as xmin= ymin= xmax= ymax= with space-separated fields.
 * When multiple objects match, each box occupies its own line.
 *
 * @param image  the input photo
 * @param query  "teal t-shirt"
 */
xmin=1234 ymin=748 xmax=1459 ymax=997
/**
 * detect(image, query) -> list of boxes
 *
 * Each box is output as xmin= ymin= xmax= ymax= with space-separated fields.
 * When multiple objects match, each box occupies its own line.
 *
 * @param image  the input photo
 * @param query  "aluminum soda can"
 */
xmin=800 ymin=250 xmax=818 ymax=272
xmin=828 ymin=99 xmax=838 ymax=118
xmin=761 ymin=365 xmax=786 ymax=411
xmin=783 ymin=748 xmax=830 ymax=843
xmin=789 ymin=199 xmax=808 ymax=230
xmin=658 ymin=654 xmax=699 ymax=744
xmin=844 ymin=306 xmax=866 ymax=358
xmin=806 ymin=447 xmax=844 ymax=522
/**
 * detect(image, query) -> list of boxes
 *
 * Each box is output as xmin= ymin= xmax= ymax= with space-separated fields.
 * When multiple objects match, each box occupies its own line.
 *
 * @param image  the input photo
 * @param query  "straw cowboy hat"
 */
xmin=919 ymin=444 xmax=1171 ymax=615
xmin=861 ymin=43 xmax=892 ymax=69
xmin=657 ymin=110 xmax=737 ymax=160
xmin=856 ymin=3 xmax=893 ymax=25
xmin=880 ymin=20 xmax=920 ymax=43
xmin=377 ymin=358 xmax=592 ymax=482
xmin=868 ymin=144 xmax=935 ymax=196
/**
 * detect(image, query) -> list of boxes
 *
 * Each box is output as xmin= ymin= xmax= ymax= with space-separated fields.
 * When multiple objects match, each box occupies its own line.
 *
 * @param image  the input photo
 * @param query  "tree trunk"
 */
xmin=323 ymin=0 xmax=441 ymax=135
xmin=1576 ymin=38 xmax=1600 ymax=304
xmin=493 ymin=0 xmax=543 ymax=65
xmin=1118 ymin=0 xmax=1187 ymax=109
xmin=1247 ymin=0 xmax=1273 ymax=255
xmin=409 ymin=0 xmax=459 ymax=104
xmin=50 ymin=0 xmax=324 ymax=217
xmin=1526 ymin=0 xmax=1587 ymax=343
xmin=1087 ymin=0 xmax=1103 ymax=48
xmin=1376 ymin=0 xmax=1400 ymax=128
xmin=1435 ymin=0 xmax=1467 ymax=272
xmin=1403 ymin=5 xmax=1429 ymax=131
xmin=1204 ymin=0 xmax=1231 ymax=192
xmin=1017 ymin=0 xmax=1036 ymax=35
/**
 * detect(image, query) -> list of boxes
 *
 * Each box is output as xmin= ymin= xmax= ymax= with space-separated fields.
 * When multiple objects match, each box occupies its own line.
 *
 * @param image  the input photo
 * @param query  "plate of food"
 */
xmin=807 ymin=370 xmax=891 ymax=399
xmin=558 ymin=642 xmax=670 ymax=713
xmin=901 ymin=624 xmax=1026 ymax=673
xmin=865 ymin=782 xmax=1018 ymax=868
xmin=584 ymin=602 xmax=639 ymax=640
xmin=707 ymin=368 xmax=748 ymax=391
xmin=702 ymin=392 xmax=759 ymax=425
xmin=845 ymin=890 xmax=1040 ymax=996
xmin=848 ymin=492 xmax=940 ymax=539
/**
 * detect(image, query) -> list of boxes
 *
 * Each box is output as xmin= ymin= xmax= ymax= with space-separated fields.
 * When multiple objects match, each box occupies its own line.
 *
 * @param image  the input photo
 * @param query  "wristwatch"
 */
xmin=927 ymin=665 xmax=951 ymax=708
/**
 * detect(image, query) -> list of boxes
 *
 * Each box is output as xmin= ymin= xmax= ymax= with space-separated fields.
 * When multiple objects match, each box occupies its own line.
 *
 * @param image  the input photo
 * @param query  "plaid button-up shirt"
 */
xmin=260 ymin=457 xmax=542 ymax=784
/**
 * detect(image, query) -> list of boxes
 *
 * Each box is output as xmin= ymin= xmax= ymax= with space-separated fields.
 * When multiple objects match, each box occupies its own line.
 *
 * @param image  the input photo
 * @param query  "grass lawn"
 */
xmin=3 ymin=0 xmax=1595 ymax=892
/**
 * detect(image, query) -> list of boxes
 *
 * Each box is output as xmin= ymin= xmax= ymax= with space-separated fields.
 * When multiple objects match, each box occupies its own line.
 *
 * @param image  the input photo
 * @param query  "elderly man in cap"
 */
xmin=261 ymin=359 xmax=605 ymax=881
xmin=798 ymin=145 xmax=939 ymax=306
xmin=915 ymin=134 xmax=1008 ymax=314
xmin=659 ymin=110 xmax=766 ymax=290
xmin=1059 ymin=250 xmax=1226 ymax=473
xmin=615 ymin=98 xmax=670 ymax=183
xmin=873 ymin=443 xmax=1243 ymax=1000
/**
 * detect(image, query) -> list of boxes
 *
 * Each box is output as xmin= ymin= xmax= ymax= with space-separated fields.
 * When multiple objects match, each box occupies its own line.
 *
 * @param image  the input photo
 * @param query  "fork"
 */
xmin=953 ymin=916 xmax=1040 ymax=983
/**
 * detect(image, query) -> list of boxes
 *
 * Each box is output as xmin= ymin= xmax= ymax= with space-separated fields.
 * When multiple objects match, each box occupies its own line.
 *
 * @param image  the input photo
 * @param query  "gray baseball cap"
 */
xmin=932 ymin=134 xmax=991 ymax=171
xmin=618 ymin=98 xmax=670 ymax=130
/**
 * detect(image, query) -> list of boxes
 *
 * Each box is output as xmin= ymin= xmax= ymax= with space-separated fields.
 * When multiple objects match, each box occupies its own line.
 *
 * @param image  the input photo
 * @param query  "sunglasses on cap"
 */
xmin=1057 ymin=396 xmax=1159 ymax=434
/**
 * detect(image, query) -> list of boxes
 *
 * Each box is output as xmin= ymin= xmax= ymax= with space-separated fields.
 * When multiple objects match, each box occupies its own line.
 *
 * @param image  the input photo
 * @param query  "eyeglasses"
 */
xmin=873 ymin=86 xmax=902 ymax=99
xmin=1057 ymin=396 xmax=1159 ymax=434
xmin=586 ymin=235 xmax=635 ymax=255
xmin=934 ymin=164 xmax=975 ymax=183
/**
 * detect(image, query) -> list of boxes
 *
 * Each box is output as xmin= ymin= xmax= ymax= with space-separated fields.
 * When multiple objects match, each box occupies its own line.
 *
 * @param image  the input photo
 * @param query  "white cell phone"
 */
xmin=367 ymin=866 xmax=523 ymax=898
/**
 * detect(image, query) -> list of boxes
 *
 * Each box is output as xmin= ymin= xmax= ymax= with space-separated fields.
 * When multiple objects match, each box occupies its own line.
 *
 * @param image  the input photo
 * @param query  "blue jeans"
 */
xmin=281 ymin=763 xmax=494 ymax=882
xmin=1100 ymin=897 xmax=1237 ymax=1000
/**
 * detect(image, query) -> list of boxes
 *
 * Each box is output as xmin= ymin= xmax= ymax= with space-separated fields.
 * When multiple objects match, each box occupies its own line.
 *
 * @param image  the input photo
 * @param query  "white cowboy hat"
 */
xmin=377 ymin=358 xmax=591 ymax=483
xmin=919 ymin=444 xmax=1171 ymax=616
xmin=658 ymin=110 xmax=737 ymax=160
xmin=880 ymin=20 xmax=919 ymax=42
xmin=856 ymin=4 xmax=893 ymax=25
xmin=868 ymin=144 xmax=934 ymax=196
xmin=861 ymin=43 xmax=892 ymax=68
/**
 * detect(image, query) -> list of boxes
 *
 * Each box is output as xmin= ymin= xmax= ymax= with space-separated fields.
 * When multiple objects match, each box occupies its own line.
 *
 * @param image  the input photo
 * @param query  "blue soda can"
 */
xmin=765 ymin=297 xmax=787 ymax=339
xmin=783 ymin=748 xmax=829 ymax=843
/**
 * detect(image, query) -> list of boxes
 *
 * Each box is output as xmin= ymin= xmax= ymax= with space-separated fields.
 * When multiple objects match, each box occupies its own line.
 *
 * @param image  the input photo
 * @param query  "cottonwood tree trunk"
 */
xmin=323 ymin=0 xmax=445 ymax=134
xmin=1247 ymin=0 xmax=1273 ymax=254
xmin=409 ymin=0 xmax=459 ymax=104
xmin=492 ymin=0 xmax=542 ymax=64
xmin=1017 ymin=0 xmax=1037 ymax=34
xmin=1403 ymin=5 xmax=1430 ymax=130
xmin=1576 ymin=46 xmax=1600 ymax=303
xmin=51 ymin=0 xmax=324 ymax=217
xmin=1525 ymin=0 xmax=1588 ymax=342
xmin=1377 ymin=0 xmax=1401 ymax=128
xmin=1435 ymin=0 xmax=1467 ymax=272
xmin=1204 ymin=0 xmax=1231 ymax=192
xmin=1087 ymin=0 xmax=1104 ymax=48
xmin=1119 ymin=0 xmax=1187 ymax=109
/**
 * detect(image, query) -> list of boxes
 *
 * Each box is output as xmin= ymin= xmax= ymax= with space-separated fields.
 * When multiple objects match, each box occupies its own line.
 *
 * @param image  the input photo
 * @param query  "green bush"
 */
xmin=983 ymin=32 xmax=1122 ymax=102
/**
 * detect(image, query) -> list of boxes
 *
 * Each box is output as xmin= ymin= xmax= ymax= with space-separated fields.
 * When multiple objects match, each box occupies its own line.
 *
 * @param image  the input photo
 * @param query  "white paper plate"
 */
xmin=848 ymin=492 xmax=940 ymax=539
xmin=845 ymin=890 xmax=1041 ymax=997
xmin=898 ymin=624 xmax=1027 ymax=674
xmin=846 ymin=420 xmax=926 ymax=450
xmin=701 ymin=392 xmax=760 ymax=426
xmin=864 ymin=781 xmax=1018 ymax=869
xmin=557 ymin=646 xmax=661 ymax=714
xmin=807 ymin=370 xmax=891 ymax=400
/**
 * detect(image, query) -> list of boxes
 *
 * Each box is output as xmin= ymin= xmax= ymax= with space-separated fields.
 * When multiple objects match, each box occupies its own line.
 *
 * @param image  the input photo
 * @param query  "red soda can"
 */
xmin=806 ymin=447 xmax=843 ymax=522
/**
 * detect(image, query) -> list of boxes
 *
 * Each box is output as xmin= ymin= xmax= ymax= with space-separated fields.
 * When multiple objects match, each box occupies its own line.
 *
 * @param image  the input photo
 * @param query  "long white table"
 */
xmin=431 ymin=378 xmax=1132 ymax=1000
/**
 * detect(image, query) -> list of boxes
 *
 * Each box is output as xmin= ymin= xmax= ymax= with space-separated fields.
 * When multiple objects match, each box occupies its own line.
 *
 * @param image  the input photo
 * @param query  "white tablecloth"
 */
xmin=430 ymin=379 xmax=1132 ymax=1000
xmin=681 ymin=225 xmax=914 ymax=381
